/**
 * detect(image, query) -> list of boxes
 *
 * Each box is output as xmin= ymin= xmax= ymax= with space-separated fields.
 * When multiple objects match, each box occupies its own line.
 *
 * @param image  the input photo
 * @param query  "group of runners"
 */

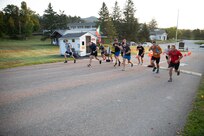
xmin=63 ymin=39 xmax=183 ymax=82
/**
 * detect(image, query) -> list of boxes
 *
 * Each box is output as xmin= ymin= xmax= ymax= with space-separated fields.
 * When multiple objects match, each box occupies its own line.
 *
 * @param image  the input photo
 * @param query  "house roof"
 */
xmin=68 ymin=22 xmax=96 ymax=27
xmin=150 ymin=29 xmax=167 ymax=35
xmin=61 ymin=32 xmax=91 ymax=38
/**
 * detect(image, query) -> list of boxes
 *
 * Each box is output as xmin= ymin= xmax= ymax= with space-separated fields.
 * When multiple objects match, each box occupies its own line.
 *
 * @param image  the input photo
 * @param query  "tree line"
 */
xmin=0 ymin=0 xmax=203 ymax=41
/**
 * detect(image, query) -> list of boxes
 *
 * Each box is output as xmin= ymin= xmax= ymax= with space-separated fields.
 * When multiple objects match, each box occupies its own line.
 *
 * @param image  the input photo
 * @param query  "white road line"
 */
xmin=142 ymin=64 xmax=202 ymax=77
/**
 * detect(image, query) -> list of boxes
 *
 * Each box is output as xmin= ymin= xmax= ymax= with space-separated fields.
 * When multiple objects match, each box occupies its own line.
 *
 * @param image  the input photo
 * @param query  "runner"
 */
xmin=149 ymin=41 xmax=162 ymax=73
xmin=136 ymin=43 xmax=145 ymax=65
xmin=168 ymin=45 xmax=183 ymax=82
xmin=112 ymin=38 xmax=121 ymax=67
xmin=118 ymin=39 xmax=133 ymax=71
xmin=164 ymin=45 xmax=171 ymax=66
xmin=87 ymin=42 xmax=102 ymax=67
xmin=64 ymin=39 xmax=76 ymax=63
xmin=99 ymin=43 xmax=106 ymax=61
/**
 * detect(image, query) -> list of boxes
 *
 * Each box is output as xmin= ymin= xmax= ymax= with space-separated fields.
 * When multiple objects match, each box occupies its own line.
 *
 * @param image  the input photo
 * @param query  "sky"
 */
xmin=0 ymin=0 xmax=204 ymax=30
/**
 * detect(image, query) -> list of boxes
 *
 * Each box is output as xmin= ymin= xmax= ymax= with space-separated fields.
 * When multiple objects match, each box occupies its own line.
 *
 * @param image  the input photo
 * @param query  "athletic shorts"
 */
xmin=90 ymin=51 xmax=97 ymax=57
xmin=123 ymin=55 xmax=131 ymax=61
xmin=138 ymin=53 xmax=144 ymax=58
xmin=65 ymin=51 xmax=72 ymax=56
xmin=169 ymin=62 xmax=180 ymax=70
xmin=115 ymin=51 xmax=120 ymax=57
xmin=151 ymin=56 xmax=160 ymax=64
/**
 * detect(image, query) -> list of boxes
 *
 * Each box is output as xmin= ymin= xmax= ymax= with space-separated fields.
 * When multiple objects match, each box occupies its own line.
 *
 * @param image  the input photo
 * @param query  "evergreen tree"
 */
xmin=98 ymin=2 xmax=116 ymax=41
xmin=123 ymin=0 xmax=139 ymax=41
xmin=42 ymin=3 xmax=57 ymax=33
xmin=112 ymin=1 xmax=122 ymax=38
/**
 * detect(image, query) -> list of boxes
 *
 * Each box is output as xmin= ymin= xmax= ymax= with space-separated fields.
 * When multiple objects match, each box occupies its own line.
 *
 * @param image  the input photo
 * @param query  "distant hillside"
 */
xmin=83 ymin=16 xmax=98 ymax=22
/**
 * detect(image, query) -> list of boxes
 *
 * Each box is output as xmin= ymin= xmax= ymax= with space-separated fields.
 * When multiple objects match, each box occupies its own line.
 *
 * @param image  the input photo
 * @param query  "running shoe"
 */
xmin=156 ymin=69 xmax=159 ymax=73
xmin=152 ymin=67 xmax=156 ymax=72
xmin=131 ymin=63 xmax=133 ymax=67
xmin=64 ymin=60 xmax=67 ymax=63
xmin=168 ymin=78 xmax=172 ymax=82
xmin=74 ymin=60 xmax=76 ymax=63
xmin=99 ymin=60 xmax=102 ymax=64
xmin=177 ymin=70 xmax=180 ymax=76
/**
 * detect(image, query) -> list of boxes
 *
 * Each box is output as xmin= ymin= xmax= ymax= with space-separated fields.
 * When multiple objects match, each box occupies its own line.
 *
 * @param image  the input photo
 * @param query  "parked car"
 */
xmin=142 ymin=42 xmax=152 ymax=47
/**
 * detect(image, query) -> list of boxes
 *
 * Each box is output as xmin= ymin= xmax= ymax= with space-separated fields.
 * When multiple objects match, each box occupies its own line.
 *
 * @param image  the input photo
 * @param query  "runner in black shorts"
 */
xmin=87 ymin=42 xmax=102 ymax=67
xmin=136 ymin=43 xmax=145 ymax=65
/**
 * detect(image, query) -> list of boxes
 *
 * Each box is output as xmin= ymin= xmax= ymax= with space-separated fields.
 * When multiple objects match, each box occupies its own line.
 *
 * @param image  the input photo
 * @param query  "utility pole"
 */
xmin=175 ymin=9 xmax=179 ymax=45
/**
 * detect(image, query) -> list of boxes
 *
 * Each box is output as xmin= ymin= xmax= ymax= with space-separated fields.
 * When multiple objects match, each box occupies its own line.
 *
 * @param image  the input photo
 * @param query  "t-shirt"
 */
xmin=149 ymin=45 xmax=162 ymax=58
xmin=113 ymin=42 xmax=121 ymax=52
xmin=65 ymin=43 xmax=72 ymax=52
xmin=89 ymin=43 xmax=97 ymax=52
xmin=99 ymin=45 xmax=105 ymax=51
xmin=123 ymin=46 xmax=131 ymax=56
xmin=168 ymin=49 xmax=183 ymax=63
xmin=137 ymin=45 xmax=144 ymax=55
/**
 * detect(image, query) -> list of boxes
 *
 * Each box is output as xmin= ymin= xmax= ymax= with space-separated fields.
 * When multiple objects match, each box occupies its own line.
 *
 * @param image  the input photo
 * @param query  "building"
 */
xmin=59 ymin=32 xmax=97 ymax=57
xmin=150 ymin=29 xmax=168 ymax=41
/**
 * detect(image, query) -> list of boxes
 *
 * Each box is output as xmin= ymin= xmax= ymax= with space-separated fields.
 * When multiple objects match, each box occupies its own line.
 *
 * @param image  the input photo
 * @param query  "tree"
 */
xmin=148 ymin=18 xmax=158 ymax=31
xmin=3 ymin=4 xmax=20 ymax=36
xmin=122 ymin=0 xmax=139 ymax=41
xmin=0 ymin=11 xmax=4 ymax=37
xmin=112 ymin=1 xmax=122 ymax=38
xmin=138 ymin=23 xmax=150 ymax=42
xmin=42 ymin=3 xmax=57 ymax=33
xmin=98 ymin=2 xmax=116 ymax=41
xmin=20 ymin=1 xmax=34 ymax=37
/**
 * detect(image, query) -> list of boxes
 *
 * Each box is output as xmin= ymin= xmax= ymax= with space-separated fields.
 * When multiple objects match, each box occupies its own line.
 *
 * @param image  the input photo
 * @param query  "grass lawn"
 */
xmin=182 ymin=76 xmax=204 ymax=136
xmin=0 ymin=36 xmax=64 ymax=69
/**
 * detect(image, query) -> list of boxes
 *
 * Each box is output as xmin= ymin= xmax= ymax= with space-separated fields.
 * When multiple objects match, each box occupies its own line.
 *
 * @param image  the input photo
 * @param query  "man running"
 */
xmin=164 ymin=45 xmax=171 ymax=66
xmin=64 ymin=39 xmax=76 ymax=63
xmin=136 ymin=43 xmax=145 ymax=65
xmin=168 ymin=45 xmax=183 ymax=82
xmin=149 ymin=41 xmax=162 ymax=73
xmin=118 ymin=39 xmax=133 ymax=71
xmin=87 ymin=42 xmax=102 ymax=67
xmin=112 ymin=38 xmax=121 ymax=67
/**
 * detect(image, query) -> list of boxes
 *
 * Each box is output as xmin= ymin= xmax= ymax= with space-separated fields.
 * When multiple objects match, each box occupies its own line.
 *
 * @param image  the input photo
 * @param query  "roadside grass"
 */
xmin=195 ymin=41 xmax=204 ymax=45
xmin=182 ymin=76 xmax=204 ymax=136
xmin=0 ymin=36 xmax=64 ymax=69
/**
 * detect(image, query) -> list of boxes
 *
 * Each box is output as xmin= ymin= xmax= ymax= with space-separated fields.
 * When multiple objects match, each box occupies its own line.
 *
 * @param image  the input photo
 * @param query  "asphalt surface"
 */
xmin=0 ymin=40 xmax=204 ymax=136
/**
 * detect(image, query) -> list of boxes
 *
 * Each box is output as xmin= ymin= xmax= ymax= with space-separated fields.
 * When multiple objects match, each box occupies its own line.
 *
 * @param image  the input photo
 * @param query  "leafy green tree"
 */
xmin=20 ymin=1 xmax=34 ymax=37
xmin=0 ymin=11 xmax=5 ymax=37
xmin=138 ymin=23 xmax=150 ymax=42
xmin=122 ymin=0 xmax=139 ymax=41
xmin=148 ymin=18 xmax=158 ymax=31
xmin=3 ymin=4 xmax=20 ymax=36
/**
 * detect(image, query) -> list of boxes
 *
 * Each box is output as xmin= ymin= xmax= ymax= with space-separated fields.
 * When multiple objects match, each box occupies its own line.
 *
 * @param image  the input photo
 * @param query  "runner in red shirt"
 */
xmin=168 ymin=45 xmax=183 ymax=82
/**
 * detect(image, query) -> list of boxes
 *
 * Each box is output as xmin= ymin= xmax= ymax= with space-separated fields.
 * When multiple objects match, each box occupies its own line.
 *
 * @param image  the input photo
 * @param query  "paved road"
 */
xmin=0 ymin=41 xmax=204 ymax=136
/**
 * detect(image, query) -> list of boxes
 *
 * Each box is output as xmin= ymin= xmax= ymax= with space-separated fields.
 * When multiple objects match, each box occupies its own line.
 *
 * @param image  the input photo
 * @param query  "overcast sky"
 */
xmin=0 ymin=0 xmax=204 ymax=30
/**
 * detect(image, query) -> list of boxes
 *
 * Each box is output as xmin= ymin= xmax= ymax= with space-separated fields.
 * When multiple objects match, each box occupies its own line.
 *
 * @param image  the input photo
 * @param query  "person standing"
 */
xmin=118 ymin=39 xmax=133 ymax=71
xmin=87 ymin=42 xmax=102 ymax=67
xmin=136 ymin=43 xmax=145 ymax=65
xmin=168 ymin=45 xmax=183 ymax=82
xmin=113 ymin=38 xmax=121 ymax=67
xmin=149 ymin=41 xmax=162 ymax=73
xmin=64 ymin=39 xmax=76 ymax=63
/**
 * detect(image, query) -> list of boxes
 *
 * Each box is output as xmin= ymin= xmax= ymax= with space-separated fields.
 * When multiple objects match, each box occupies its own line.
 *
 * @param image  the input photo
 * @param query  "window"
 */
xmin=82 ymin=41 xmax=84 ymax=45
xmin=72 ymin=39 xmax=75 ymax=42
